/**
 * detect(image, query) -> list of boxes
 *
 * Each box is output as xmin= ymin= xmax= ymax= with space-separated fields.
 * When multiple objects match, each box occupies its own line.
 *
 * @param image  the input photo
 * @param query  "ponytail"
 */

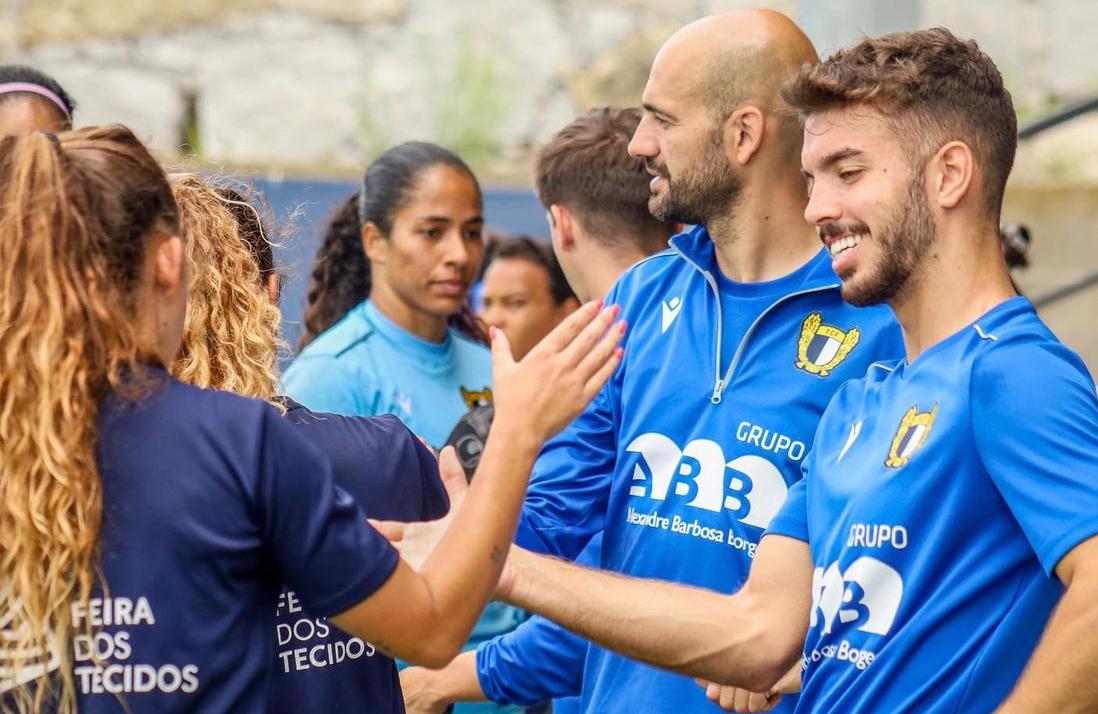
xmin=300 ymin=142 xmax=488 ymax=351
xmin=0 ymin=126 xmax=178 ymax=713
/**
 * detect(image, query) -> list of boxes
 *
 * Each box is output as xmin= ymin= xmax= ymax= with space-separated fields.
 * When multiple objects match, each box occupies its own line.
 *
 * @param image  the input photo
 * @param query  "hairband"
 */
xmin=0 ymin=82 xmax=71 ymax=121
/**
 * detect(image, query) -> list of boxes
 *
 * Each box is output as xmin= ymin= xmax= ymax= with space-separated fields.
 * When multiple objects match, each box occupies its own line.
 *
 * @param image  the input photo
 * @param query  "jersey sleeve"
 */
xmin=256 ymin=406 xmax=399 ymax=616
xmin=515 ymin=384 xmax=618 ymax=559
xmin=972 ymin=339 xmax=1098 ymax=575
xmin=284 ymin=407 xmax=447 ymax=521
xmin=282 ymin=356 xmax=378 ymax=417
xmin=475 ymin=536 xmax=601 ymax=705
xmin=764 ymin=473 xmax=809 ymax=543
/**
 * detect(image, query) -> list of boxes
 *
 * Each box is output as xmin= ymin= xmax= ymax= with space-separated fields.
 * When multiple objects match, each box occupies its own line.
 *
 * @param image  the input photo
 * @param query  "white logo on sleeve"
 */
xmin=661 ymin=296 xmax=683 ymax=333
xmin=811 ymin=557 xmax=903 ymax=636
xmin=626 ymin=433 xmax=788 ymax=528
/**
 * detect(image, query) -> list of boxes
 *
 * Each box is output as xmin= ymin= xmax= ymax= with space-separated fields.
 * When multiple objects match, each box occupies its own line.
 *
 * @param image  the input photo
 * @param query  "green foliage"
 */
xmin=433 ymin=37 xmax=512 ymax=170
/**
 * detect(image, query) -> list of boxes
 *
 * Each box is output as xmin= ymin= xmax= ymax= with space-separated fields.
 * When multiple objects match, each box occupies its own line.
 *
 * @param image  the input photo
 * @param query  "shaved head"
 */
xmin=656 ymin=10 xmax=818 ymax=154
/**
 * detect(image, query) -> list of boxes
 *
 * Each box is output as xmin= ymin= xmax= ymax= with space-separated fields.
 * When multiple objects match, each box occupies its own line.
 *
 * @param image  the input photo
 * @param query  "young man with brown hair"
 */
xmin=478 ymin=27 xmax=1098 ymax=714
xmin=403 ymin=105 xmax=676 ymax=714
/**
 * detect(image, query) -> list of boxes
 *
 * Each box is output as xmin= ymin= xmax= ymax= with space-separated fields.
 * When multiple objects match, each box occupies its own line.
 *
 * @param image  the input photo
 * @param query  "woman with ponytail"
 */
xmin=0 ymin=127 xmax=625 ymax=713
xmin=285 ymin=142 xmax=492 ymax=447
xmin=284 ymin=144 xmax=537 ymax=714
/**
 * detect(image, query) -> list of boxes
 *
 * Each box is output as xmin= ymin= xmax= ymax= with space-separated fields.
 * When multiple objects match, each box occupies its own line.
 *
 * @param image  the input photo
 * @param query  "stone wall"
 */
xmin=3 ymin=0 xmax=1096 ymax=368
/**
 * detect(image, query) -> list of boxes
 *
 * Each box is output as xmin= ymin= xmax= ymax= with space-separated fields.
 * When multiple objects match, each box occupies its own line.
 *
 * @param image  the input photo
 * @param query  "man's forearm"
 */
xmin=996 ymin=570 xmax=1098 ymax=713
xmin=499 ymin=539 xmax=811 ymax=689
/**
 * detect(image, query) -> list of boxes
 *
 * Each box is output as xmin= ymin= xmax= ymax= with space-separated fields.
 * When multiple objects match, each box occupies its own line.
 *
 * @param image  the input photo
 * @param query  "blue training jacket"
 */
xmin=511 ymin=226 xmax=905 ymax=713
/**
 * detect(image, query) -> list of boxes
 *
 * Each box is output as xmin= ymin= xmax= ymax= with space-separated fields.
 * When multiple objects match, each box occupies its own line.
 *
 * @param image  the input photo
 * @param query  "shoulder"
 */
xmin=971 ymin=319 xmax=1094 ymax=400
xmin=294 ymin=302 xmax=377 ymax=360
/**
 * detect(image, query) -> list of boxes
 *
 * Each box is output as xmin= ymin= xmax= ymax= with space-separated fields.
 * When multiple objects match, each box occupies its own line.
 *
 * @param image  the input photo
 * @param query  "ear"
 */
xmin=551 ymin=205 xmax=576 ymax=252
xmin=362 ymin=222 xmax=387 ymax=263
xmin=723 ymin=105 xmax=766 ymax=166
xmin=266 ymin=273 xmax=281 ymax=304
xmin=152 ymin=234 xmax=186 ymax=296
xmin=930 ymin=141 xmax=975 ymax=210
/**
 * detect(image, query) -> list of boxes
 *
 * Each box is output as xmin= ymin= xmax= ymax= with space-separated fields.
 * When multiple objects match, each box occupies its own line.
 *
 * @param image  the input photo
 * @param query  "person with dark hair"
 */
xmin=407 ymin=26 xmax=1098 ymax=714
xmin=283 ymin=142 xmax=529 ymax=714
xmin=298 ymin=193 xmax=364 ymax=349
xmin=535 ymin=106 xmax=676 ymax=302
xmin=479 ymin=236 xmax=580 ymax=362
xmin=0 ymin=64 xmax=74 ymax=135
xmin=285 ymin=142 xmax=490 ymax=439
xmin=0 ymin=124 xmax=625 ymax=713
xmin=403 ymin=106 xmax=676 ymax=714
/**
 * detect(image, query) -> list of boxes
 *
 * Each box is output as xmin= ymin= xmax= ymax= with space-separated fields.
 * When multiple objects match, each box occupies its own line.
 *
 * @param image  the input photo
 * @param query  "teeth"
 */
xmin=829 ymin=234 xmax=866 ymax=258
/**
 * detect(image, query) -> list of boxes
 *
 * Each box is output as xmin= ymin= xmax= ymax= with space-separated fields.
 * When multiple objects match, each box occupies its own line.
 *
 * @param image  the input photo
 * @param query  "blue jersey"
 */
xmin=284 ymin=300 xmax=493 ymax=447
xmin=476 ymin=536 xmax=600 ymax=714
xmin=514 ymin=226 xmax=904 ymax=713
xmin=65 ymin=376 xmax=397 ymax=713
xmin=767 ymin=297 xmax=1098 ymax=713
xmin=272 ymin=401 xmax=447 ymax=714
xmin=284 ymin=300 xmax=523 ymax=714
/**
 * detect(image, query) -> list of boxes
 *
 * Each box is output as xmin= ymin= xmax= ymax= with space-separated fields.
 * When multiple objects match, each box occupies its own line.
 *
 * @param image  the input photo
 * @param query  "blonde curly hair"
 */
xmin=169 ymin=174 xmax=283 ymax=402
xmin=0 ymin=125 xmax=177 ymax=713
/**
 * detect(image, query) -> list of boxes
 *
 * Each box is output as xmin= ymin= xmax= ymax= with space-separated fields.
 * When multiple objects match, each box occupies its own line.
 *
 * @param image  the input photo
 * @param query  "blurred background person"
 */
xmin=0 ymin=64 xmax=74 ymax=135
xmin=478 ymin=235 xmax=580 ymax=362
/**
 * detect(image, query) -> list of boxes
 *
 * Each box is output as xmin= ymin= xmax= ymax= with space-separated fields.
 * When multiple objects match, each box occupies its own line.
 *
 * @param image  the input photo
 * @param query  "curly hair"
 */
xmin=0 ymin=125 xmax=178 ymax=713
xmin=169 ymin=174 xmax=283 ymax=403
xmin=782 ymin=27 xmax=1016 ymax=216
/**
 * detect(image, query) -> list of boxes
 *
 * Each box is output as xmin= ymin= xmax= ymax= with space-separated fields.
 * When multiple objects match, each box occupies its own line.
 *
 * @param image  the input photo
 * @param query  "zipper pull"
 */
xmin=710 ymin=380 xmax=723 ymax=405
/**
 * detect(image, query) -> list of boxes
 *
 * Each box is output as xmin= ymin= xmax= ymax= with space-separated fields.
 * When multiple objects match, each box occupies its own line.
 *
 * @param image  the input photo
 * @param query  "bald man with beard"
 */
xmin=391 ymin=10 xmax=903 ymax=713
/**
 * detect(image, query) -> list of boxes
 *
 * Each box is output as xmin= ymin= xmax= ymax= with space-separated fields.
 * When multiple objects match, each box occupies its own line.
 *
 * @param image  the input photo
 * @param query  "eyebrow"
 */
xmin=642 ymin=102 xmax=676 ymax=121
xmin=802 ymin=147 xmax=865 ymax=179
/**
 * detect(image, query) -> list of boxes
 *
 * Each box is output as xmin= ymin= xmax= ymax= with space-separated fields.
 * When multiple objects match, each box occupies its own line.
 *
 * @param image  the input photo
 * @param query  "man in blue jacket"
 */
xmin=399 ymin=10 xmax=903 ymax=714
xmin=488 ymin=24 xmax=1098 ymax=714
xmin=505 ymin=10 xmax=901 ymax=714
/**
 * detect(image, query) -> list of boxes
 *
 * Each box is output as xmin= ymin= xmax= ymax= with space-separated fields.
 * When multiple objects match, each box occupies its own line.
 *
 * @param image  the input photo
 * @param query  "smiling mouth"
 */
xmin=827 ymin=233 xmax=867 ymax=258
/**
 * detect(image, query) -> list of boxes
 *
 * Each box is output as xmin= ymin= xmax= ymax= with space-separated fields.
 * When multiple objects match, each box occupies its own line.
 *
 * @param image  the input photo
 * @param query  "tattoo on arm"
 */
xmin=490 ymin=545 xmax=504 ymax=565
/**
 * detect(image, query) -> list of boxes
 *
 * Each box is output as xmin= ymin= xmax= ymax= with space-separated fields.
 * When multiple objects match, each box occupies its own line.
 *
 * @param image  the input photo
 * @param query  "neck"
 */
xmin=585 ymin=243 xmax=656 ymax=300
xmin=369 ymin=281 xmax=449 ymax=343
xmin=891 ymin=223 xmax=1016 ymax=362
xmin=707 ymin=168 xmax=820 ymax=283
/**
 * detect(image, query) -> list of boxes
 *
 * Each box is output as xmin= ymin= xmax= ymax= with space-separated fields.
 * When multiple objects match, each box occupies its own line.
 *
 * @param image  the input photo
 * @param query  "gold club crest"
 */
xmin=885 ymin=404 xmax=938 ymax=469
xmin=461 ymin=386 xmax=494 ymax=409
xmin=795 ymin=313 xmax=861 ymax=377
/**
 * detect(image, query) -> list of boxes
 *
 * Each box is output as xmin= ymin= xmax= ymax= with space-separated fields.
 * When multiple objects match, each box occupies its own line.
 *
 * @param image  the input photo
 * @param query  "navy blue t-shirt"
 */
xmin=70 ymin=376 xmax=399 ymax=712
xmin=273 ymin=400 xmax=447 ymax=714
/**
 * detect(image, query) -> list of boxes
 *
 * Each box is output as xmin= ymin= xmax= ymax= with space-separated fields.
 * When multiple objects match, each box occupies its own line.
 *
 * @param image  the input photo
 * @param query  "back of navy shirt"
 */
xmin=69 ymin=376 xmax=399 ymax=713
xmin=273 ymin=401 xmax=446 ymax=714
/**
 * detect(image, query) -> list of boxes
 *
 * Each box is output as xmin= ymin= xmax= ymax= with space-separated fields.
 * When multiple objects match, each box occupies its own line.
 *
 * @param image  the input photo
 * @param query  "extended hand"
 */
xmin=371 ymin=446 xmax=468 ymax=570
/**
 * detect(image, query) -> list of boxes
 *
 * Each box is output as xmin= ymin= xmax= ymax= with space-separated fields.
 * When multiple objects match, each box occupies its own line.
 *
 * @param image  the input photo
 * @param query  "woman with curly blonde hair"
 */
xmin=0 ymin=125 xmax=625 ymax=713
xmin=167 ymin=174 xmax=446 ymax=712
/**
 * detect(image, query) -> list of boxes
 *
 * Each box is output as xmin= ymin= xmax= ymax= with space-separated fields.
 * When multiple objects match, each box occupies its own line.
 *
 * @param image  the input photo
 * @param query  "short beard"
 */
xmin=840 ymin=174 xmax=936 ymax=307
xmin=649 ymin=128 xmax=742 ymax=227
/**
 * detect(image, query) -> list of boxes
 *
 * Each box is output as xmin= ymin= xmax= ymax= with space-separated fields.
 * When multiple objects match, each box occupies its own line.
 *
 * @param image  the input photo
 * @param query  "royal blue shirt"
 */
xmin=70 ymin=376 xmax=398 ymax=712
xmin=284 ymin=300 xmax=524 ymax=714
xmin=513 ymin=226 xmax=905 ymax=713
xmin=767 ymin=297 xmax=1098 ymax=713
xmin=272 ymin=401 xmax=446 ymax=714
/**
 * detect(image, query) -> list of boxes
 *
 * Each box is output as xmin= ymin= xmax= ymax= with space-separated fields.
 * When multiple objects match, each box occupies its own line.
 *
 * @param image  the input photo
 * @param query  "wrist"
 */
xmin=483 ymin=420 xmax=543 ymax=459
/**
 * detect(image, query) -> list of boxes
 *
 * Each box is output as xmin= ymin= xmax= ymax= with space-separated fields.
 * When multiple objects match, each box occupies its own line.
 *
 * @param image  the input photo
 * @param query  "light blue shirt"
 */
xmin=284 ymin=299 xmax=525 ymax=714
xmin=284 ymin=300 xmax=493 ymax=447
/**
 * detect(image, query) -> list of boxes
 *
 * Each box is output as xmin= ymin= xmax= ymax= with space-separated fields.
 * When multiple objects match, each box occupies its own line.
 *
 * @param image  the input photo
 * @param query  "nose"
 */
xmin=441 ymin=228 xmax=472 ymax=268
xmin=804 ymin=181 xmax=841 ymax=228
xmin=479 ymin=303 xmax=506 ymax=330
xmin=628 ymin=114 xmax=658 ymax=159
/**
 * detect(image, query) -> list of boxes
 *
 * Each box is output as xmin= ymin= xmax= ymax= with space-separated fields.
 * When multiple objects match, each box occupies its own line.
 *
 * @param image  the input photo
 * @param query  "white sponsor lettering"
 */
xmin=735 ymin=422 xmax=807 ymax=462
